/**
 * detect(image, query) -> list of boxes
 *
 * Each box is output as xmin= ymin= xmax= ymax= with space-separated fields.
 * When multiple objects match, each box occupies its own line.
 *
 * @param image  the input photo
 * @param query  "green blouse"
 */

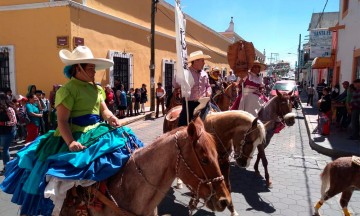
xmin=53 ymin=78 xmax=105 ymax=136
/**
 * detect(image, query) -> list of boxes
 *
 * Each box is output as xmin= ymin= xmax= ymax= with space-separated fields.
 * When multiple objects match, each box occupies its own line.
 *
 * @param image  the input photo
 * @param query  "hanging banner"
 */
xmin=310 ymin=29 xmax=332 ymax=59
xmin=174 ymin=0 xmax=193 ymax=98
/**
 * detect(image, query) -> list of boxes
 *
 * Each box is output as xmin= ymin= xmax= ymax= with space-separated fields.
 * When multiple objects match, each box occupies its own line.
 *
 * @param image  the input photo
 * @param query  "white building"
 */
xmin=333 ymin=0 xmax=360 ymax=84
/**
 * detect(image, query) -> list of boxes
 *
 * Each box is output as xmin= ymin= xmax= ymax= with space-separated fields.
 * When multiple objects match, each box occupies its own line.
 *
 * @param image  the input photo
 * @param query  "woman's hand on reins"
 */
xmin=107 ymin=115 xmax=122 ymax=127
xmin=68 ymin=141 xmax=86 ymax=152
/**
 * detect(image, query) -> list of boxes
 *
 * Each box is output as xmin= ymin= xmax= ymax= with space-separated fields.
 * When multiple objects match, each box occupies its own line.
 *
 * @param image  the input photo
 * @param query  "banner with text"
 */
xmin=175 ymin=0 xmax=193 ymax=98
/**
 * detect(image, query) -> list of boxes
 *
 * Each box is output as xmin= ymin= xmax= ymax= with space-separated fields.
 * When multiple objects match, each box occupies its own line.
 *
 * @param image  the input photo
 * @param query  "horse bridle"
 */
xmin=276 ymin=96 xmax=292 ymax=122
xmin=121 ymin=130 xmax=224 ymax=214
xmin=210 ymin=120 xmax=257 ymax=162
xmin=174 ymin=131 xmax=225 ymax=210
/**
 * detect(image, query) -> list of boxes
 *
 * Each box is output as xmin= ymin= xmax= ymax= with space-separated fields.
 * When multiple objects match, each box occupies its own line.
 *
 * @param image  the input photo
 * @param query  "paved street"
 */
xmin=1 ymin=108 xmax=360 ymax=215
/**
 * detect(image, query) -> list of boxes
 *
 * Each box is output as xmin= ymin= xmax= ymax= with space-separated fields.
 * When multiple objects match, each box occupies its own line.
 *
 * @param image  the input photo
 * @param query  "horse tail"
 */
xmin=257 ymin=120 xmax=267 ymax=146
xmin=320 ymin=163 xmax=331 ymax=196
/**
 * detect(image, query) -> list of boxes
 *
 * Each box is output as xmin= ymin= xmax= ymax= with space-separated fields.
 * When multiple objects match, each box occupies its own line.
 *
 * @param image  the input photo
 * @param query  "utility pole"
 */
xmin=297 ymin=33 xmax=301 ymax=82
xmin=150 ymin=0 xmax=158 ymax=111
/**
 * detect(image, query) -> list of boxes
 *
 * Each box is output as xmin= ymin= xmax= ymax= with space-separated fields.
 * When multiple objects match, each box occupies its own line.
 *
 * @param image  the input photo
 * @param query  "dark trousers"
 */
xmin=307 ymin=94 xmax=314 ymax=106
xmin=156 ymin=97 xmax=165 ymax=117
xmin=336 ymin=106 xmax=349 ymax=128
xmin=43 ymin=111 xmax=49 ymax=133
xmin=317 ymin=92 xmax=323 ymax=100
xmin=178 ymin=100 xmax=199 ymax=127
xmin=350 ymin=109 xmax=360 ymax=138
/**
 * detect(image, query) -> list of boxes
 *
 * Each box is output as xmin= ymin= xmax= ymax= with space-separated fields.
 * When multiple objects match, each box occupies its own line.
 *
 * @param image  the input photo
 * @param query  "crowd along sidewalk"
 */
xmin=117 ymin=107 xmax=154 ymax=126
xmin=300 ymin=92 xmax=360 ymax=157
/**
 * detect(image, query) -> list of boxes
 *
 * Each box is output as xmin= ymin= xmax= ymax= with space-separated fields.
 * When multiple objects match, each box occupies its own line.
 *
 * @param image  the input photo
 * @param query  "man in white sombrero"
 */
xmin=231 ymin=60 xmax=268 ymax=116
xmin=173 ymin=50 xmax=212 ymax=127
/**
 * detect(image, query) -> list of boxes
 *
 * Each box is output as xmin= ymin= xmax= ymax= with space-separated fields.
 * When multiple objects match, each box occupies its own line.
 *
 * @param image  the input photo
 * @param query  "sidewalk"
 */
xmin=117 ymin=107 xmax=154 ymax=126
xmin=300 ymin=93 xmax=360 ymax=157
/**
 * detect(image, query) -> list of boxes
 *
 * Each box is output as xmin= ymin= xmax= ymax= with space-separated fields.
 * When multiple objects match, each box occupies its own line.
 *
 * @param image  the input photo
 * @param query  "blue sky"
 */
xmin=164 ymin=0 xmax=339 ymax=68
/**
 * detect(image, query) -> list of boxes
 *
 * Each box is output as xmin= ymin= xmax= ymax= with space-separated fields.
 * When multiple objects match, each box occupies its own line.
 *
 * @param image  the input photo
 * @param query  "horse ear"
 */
xmin=187 ymin=121 xmax=196 ymax=140
xmin=276 ymin=89 xmax=281 ymax=96
xmin=251 ymin=117 xmax=258 ymax=129
xmin=187 ymin=117 xmax=202 ymax=140
xmin=288 ymin=90 xmax=294 ymax=96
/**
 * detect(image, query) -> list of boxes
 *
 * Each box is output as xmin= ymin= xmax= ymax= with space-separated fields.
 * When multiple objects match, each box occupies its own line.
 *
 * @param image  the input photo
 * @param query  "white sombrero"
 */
xmin=59 ymin=46 xmax=113 ymax=71
xmin=252 ymin=60 xmax=267 ymax=71
xmin=188 ymin=50 xmax=211 ymax=63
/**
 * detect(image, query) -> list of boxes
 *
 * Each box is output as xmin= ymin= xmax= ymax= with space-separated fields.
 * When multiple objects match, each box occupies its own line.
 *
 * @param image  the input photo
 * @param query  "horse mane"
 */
xmin=206 ymin=110 xmax=266 ymax=145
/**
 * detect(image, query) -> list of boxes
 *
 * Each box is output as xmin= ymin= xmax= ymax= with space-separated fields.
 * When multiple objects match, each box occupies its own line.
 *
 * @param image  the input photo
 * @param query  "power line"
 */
xmin=157 ymin=7 xmax=227 ymax=60
xmin=315 ymin=0 xmax=329 ymax=29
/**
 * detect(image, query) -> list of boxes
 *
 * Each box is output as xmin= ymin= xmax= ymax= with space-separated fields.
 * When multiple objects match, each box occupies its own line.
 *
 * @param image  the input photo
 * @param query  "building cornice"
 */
xmin=0 ymin=0 xmax=227 ymax=58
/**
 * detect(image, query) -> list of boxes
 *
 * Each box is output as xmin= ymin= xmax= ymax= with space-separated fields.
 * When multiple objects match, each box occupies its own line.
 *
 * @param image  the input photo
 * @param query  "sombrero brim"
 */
xmin=59 ymin=49 xmax=114 ymax=71
xmin=253 ymin=62 xmax=267 ymax=71
xmin=188 ymin=54 xmax=211 ymax=63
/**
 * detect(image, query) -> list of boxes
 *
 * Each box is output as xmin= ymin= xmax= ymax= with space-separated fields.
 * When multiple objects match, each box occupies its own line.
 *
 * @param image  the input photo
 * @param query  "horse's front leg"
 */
xmin=220 ymin=159 xmax=238 ymax=216
xmin=258 ymin=144 xmax=271 ymax=187
xmin=254 ymin=146 xmax=261 ymax=177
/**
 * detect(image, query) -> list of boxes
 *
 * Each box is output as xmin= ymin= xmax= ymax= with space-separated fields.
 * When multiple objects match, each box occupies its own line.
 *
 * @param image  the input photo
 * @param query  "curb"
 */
xmin=302 ymin=106 xmax=357 ymax=158
xmin=118 ymin=111 xmax=154 ymax=126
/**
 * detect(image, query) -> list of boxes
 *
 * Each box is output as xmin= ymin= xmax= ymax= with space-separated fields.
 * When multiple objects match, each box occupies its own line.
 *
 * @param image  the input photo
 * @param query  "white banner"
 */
xmin=310 ymin=29 xmax=332 ymax=59
xmin=175 ymin=0 xmax=193 ymax=98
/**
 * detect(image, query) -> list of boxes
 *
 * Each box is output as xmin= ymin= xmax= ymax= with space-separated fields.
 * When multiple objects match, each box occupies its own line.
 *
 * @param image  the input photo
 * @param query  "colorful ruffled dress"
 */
xmin=0 ymin=78 xmax=143 ymax=215
xmin=231 ymin=72 xmax=268 ymax=116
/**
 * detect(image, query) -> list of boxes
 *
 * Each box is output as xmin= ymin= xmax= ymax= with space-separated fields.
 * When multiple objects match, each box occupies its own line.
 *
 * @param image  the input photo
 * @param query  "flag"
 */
xmin=175 ymin=0 xmax=193 ymax=98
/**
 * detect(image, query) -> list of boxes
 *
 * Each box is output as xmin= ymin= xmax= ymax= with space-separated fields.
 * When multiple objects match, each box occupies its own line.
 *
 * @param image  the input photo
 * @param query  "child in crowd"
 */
xmin=318 ymin=87 xmax=332 ymax=135
xmin=126 ymin=88 xmax=134 ymax=117
xmin=134 ymin=88 xmax=141 ymax=115
xmin=116 ymin=84 xmax=127 ymax=118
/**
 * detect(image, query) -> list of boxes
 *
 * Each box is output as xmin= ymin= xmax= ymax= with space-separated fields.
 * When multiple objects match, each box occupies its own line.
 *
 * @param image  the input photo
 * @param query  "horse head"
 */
xmin=178 ymin=116 xmax=231 ymax=212
xmin=275 ymin=89 xmax=296 ymax=126
xmin=234 ymin=116 xmax=266 ymax=168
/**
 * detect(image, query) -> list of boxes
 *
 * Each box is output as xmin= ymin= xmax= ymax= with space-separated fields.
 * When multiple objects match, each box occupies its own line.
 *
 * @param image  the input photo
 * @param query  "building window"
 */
xmin=162 ymin=59 xmax=175 ymax=97
xmin=108 ymin=51 xmax=133 ymax=91
xmin=355 ymin=57 xmax=360 ymax=79
xmin=0 ymin=48 xmax=10 ymax=91
xmin=342 ymin=0 xmax=349 ymax=18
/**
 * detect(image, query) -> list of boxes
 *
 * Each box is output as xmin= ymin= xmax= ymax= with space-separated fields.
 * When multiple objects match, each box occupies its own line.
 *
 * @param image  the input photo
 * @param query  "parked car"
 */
xmin=270 ymin=80 xmax=300 ymax=109
xmin=270 ymin=80 xmax=299 ymax=98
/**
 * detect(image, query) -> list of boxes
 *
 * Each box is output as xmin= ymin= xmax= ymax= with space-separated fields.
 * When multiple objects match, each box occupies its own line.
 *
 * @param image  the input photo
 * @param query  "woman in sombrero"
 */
xmin=0 ymin=46 xmax=143 ymax=215
xmin=231 ymin=60 xmax=268 ymax=116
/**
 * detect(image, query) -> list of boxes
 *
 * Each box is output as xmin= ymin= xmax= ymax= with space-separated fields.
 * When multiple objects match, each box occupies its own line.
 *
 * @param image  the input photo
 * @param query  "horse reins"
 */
xmin=174 ymin=130 xmax=224 ymax=212
xmin=115 ymin=129 xmax=224 ymax=215
xmin=210 ymin=120 xmax=257 ymax=163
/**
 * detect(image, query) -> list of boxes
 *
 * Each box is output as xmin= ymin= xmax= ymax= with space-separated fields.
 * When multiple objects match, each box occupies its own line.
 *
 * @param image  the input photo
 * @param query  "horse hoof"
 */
xmin=230 ymin=210 xmax=239 ymax=216
xmin=266 ymin=181 xmax=273 ymax=188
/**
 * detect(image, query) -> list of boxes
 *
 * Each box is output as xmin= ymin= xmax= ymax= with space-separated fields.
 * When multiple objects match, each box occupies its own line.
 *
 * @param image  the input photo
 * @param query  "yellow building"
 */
xmin=0 ymin=0 xmax=264 ymax=106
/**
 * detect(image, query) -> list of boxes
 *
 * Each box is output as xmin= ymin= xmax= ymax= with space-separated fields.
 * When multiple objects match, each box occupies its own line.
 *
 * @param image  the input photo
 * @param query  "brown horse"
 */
xmin=254 ymin=89 xmax=296 ymax=187
xmin=204 ymin=110 xmax=267 ymax=216
xmin=314 ymin=156 xmax=360 ymax=216
xmin=213 ymin=82 xmax=238 ymax=111
xmin=60 ymin=117 xmax=231 ymax=215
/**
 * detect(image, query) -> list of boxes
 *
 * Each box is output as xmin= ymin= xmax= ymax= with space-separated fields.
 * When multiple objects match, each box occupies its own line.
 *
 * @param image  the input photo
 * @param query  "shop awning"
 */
xmin=311 ymin=57 xmax=334 ymax=69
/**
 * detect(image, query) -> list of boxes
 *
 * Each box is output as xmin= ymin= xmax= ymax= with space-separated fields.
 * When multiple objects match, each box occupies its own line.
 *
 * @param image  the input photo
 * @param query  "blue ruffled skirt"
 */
xmin=0 ymin=123 xmax=143 ymax=215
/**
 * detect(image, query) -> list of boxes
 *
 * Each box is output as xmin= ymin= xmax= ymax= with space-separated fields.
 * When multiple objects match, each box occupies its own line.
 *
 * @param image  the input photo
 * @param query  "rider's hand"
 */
xmin=107 ymin=115 xmax=122 ymax=127
xmin=68 ymin=141 xmax=86 ymax=152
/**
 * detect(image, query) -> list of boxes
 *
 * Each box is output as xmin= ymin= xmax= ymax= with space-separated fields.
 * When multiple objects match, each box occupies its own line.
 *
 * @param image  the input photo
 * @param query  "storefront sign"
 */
xmin=73 ymin=37 xmax=84 ymax=48
xmin=310 ymin=29 xmax=332 ymax=59
xmin=57 ymin=36 xmax=69 ymax=48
